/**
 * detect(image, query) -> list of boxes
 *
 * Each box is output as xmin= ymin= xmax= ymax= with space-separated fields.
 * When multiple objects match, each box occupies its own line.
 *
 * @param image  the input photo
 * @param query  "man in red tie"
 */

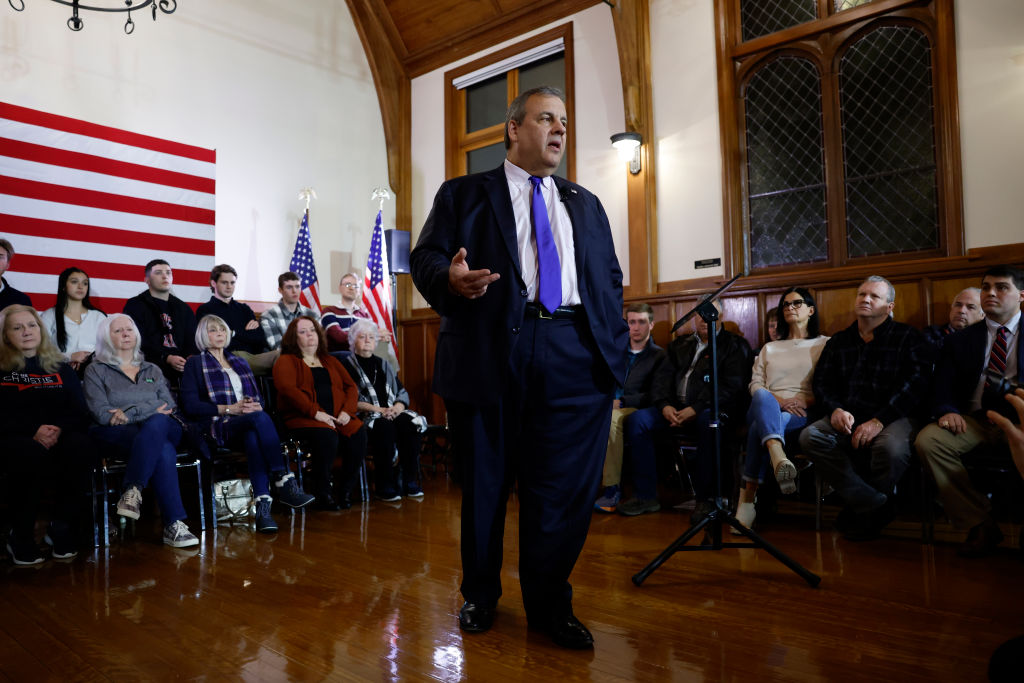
xmin=411 ymin=86 xmax=626 ymax=649
xmin=915 ymin=265 xmax=1024 ymax=557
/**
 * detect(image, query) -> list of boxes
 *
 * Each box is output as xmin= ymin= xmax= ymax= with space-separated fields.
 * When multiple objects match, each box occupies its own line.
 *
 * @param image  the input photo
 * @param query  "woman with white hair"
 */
xmin=0 ymin=304 xmax=93 ymax=564
xmin=83 ymin=313 xmax=199 ymax=549
xmin=180 ymin=314 xmax=313 ymax=534
xmin=345 ymin=318 xmax=427 ymax=500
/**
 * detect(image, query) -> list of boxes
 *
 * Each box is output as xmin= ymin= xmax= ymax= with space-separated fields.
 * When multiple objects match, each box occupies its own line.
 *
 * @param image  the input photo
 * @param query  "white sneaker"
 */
xmin=117 ymin=486 xmax=142 ymax=520
xmin=163 ymin=520 xmax=199 ymax=548
xmin=774 ymin=459 xmax=798 ymax=495
xmin=732 ymin=501 xmax=756 ymax=535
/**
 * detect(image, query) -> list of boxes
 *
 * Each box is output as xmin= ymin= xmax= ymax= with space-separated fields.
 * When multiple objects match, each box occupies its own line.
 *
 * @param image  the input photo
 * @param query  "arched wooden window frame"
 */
xmin=718 ymin=0 xmax=963 ymax=281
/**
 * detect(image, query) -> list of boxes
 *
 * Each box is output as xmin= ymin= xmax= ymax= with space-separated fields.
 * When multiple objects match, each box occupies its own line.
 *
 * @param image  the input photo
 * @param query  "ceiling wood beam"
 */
xmin=344 ymin=0 xmax=413 ymax=318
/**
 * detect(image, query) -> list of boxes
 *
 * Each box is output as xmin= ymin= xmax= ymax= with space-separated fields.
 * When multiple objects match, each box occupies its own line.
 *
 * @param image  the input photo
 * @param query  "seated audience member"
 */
xmin=594 ymin=303 xmax=665 ymax=513
xmin=84 ymin=313 xmax=200 ymax=549
xmin=41 ymin=267 xmax=107 ymax=371
xmin=0 ymin=238 xmax=32 ymax=308
xmin=799 ymin=276 xmax=929 ymax=541
xmin=914 ymin=266 xmax=1024 ymax=557
xmin=922 ymin=287 xmax=983 ymax=351
xmin=196 ymin=264 xmax=278 ymax=374
xmin=760 ymin=308 xmax=781 ymax=349
xmin=272 ymin=315 xmax=366 ymax=509
xmin=122 ymin=259 xmax=197 ymax=381
xmin=734 ymin=288 xmax=829 ymax=533
xmin=321 ymin=272 xmax=387 ymax=352
xmin=344 ymin=319 xmax=428 ymax=501
xmin=619 ymin=298 xmax=752 ymax=520
xmin=0 ymin=305 xmax=91 ymax=564
xmin=180 ymin=314 xmax=314 ymax=532
xmin=260 ymin=271 xmax=317 ymax=351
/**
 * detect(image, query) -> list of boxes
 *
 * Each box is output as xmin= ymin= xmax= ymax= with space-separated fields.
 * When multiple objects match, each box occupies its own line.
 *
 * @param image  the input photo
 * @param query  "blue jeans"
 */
xmin=220 ymin=411 xmax=287 ymax=497
xmin=91 ymin=413 xmax=187 ymax=524
xmin=625 ymin=405 xmax=717 ymax=500
xmin=742 ymin=389 xmax=808 ymax=484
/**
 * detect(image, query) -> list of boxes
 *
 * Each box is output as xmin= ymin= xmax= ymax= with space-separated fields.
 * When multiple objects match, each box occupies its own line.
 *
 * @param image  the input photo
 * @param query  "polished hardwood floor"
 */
xmin=1 ymin=477 xmax=1021 ymax=682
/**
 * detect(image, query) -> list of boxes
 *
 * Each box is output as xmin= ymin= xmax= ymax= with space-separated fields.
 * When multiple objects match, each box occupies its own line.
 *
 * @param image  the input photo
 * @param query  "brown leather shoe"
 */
xmin=957 ymin=520 xmax=1003 ymax=558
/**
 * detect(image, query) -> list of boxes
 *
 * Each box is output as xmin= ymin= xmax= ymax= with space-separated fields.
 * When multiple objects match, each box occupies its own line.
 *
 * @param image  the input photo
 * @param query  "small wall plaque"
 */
xmin=694 ymin=258 xmax=721 ymax=269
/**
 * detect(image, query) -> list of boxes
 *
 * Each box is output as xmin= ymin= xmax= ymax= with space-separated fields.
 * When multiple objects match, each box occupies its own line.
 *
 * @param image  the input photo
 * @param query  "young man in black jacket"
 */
xmin=122 ymin=259 xmax=197 ymax=381
xmin=195 ymin=264 xmax=278 ymax=374
xmin=595 ymin=302 xmax=665 ymax=513
xmin=619 ymin=298 xmax=752 ymax=520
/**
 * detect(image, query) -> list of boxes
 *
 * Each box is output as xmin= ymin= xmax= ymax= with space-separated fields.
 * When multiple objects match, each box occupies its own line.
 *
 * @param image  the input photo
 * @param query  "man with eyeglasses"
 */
xmin=799 ymin=275 xmax=929 ymax=541
xmin=321 ymin=272 xmax=373 ymax=352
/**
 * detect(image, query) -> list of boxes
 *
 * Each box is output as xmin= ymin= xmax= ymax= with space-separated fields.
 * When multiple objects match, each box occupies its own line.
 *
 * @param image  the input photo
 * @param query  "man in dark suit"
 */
xmin=915 ymin=265 xmax=1024 ymax=557
xmin=411 ymin=86 xmax=626 ymax=649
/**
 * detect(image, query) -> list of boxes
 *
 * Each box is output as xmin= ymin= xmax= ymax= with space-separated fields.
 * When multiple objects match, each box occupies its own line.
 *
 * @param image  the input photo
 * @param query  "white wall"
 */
xmin=0 ymin=0 xmax=392 ymax=304
xmin=409 ymin=4 xmax=627 ymax=308
xmin=955 ymin=0 xmax=1024 ymax=250
xmin=650 ymin=0 xmax=724 ymax=284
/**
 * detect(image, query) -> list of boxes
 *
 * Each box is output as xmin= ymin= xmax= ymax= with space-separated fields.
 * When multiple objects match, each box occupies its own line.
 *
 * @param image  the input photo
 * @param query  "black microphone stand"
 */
xmin=632 ymin=274 xmax=821 ymax=588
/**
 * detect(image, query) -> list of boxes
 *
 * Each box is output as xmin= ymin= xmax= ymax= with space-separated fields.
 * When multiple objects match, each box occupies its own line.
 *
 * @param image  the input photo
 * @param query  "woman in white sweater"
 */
xmin=734 ymin=287 xmax=828 ymax=532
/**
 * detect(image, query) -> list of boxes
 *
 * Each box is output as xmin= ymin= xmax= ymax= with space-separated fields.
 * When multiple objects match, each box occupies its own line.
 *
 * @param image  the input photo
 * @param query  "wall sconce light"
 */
xmin=610 ymin=131 xmax=642 ymax=175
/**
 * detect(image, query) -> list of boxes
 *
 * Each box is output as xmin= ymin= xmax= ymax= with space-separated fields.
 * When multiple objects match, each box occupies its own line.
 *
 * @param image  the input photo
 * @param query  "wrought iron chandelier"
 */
xmin=8 ymin=0 xmax=177 ymax=34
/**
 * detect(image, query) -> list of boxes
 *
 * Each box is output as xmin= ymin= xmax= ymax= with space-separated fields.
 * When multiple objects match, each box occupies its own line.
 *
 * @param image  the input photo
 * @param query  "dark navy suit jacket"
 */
xmin=410 ymin=165 xmax=628 ymax=404
xmin=933 ymin=318 xmax=1024 ymax=416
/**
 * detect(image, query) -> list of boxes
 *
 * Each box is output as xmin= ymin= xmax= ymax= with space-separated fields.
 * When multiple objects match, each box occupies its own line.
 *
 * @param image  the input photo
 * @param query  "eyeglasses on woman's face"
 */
xmin=781 ymin=299 xmax=807 ymax=310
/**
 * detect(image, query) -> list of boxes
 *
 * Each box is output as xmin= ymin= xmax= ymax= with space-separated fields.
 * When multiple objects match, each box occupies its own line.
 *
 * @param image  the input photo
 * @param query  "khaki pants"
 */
xmin=603 ymin=407 xmax=637 ymax=487
xmin=914 ymin=415 xmax=1006 ymax=530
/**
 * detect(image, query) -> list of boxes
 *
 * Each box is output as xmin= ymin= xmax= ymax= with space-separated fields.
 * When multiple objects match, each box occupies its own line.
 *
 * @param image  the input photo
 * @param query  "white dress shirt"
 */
xmin=503 ymin=159 xmax=580 ymax=306
xmin=40 ymin=307 xmax=107 ymax=359
xmin=969 ymin=311 xmax=1020 ymax=412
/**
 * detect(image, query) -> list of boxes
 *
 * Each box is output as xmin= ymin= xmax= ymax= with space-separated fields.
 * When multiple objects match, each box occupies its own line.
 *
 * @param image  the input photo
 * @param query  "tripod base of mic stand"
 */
xmin=632 ymin=499 xmax=821 ymax=588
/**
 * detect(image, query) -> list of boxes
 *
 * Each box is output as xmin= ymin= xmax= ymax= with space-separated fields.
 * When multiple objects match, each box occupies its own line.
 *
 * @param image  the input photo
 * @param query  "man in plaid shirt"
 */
xmin=799 ymin=275 xmax=929 ymax=541
xmin=260 ymin=271 xmax=317 ymax=350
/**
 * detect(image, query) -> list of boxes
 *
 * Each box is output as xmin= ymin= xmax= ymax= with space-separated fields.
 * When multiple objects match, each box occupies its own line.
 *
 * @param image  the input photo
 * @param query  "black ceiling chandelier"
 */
xmin=8 ymin=0 xmax=177 ymax=34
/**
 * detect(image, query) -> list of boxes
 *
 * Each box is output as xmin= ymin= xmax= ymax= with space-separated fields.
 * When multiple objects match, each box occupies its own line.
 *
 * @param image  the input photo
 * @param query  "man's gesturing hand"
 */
xmin=449 ymin=248 xmax=500 ymax=299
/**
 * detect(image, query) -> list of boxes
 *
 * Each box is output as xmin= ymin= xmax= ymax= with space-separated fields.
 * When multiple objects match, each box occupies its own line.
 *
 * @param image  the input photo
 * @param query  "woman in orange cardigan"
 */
xmin=272 ymin=316 xmax=366 ymax=509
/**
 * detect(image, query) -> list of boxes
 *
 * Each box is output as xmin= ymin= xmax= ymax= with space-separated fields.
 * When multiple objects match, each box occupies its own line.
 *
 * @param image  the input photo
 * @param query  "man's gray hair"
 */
xmin=94 ymin=313 xmax=144 ymax=366
xmin=195 ymin=314 xmax=232 ymax=352
xmin=504 ymin=86 xmax=566 ymax=150
xmin=864 ymin=275 xmax=895 ymax=303
xmin=348 ymin=318 xmax=379 ymax=352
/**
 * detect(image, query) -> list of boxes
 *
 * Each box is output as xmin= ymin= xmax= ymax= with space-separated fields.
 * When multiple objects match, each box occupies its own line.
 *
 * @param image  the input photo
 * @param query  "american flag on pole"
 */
xmin=289 ymin=210 xmax=322 ymax=315
xmin=0 ymin=101 xmax=215 ymax=312
xmin=362 ymin=209 xmax=398 ymax=360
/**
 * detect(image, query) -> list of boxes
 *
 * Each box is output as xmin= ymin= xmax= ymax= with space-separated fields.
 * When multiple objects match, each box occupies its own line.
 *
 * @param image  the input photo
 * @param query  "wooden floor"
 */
xmin=1 ymin=477 xmax=1021 ymax=682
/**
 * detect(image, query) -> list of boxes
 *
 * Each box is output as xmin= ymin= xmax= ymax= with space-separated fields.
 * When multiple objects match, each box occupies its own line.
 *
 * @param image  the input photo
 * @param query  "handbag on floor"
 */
xmin=214 ymin=478 xmax=253 ymax=524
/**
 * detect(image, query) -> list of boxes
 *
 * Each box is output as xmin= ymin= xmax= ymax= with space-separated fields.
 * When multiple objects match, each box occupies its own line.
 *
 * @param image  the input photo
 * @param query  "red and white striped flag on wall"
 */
xmin=0 ymin=101 xmax=216 ymax=313
xmin=362 ymin=209 xmax=398 ymax=361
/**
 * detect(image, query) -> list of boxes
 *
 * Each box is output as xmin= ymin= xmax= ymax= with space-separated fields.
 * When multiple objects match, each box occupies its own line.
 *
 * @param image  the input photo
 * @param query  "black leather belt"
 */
xmin=524 ymin=303 xmax=584 ymax=320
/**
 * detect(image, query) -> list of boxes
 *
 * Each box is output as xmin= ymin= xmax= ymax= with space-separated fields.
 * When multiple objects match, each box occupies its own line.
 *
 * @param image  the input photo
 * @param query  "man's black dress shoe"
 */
xmin=529 ymin=611 xmax=594 ymax=650
xmin=458 ymin=602 xmax=495 ymax=633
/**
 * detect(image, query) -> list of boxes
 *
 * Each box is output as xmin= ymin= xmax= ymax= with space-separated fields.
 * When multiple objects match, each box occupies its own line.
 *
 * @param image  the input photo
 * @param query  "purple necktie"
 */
xmin=529 ymin=176 xmax=562 ymax=313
